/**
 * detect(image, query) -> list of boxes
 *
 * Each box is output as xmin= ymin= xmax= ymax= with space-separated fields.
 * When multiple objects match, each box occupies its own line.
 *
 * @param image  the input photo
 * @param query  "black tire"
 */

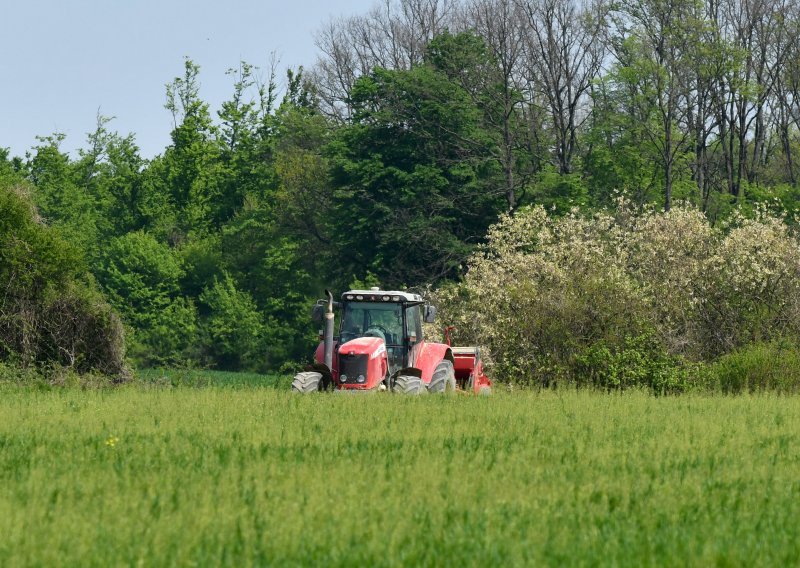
xmin=428 ymin=360 xmax=456 ymax=394
xmin=292 ymin=371 xmax=324 ymax=393
xmin=392 ymin=375 xmax=424 ymax=395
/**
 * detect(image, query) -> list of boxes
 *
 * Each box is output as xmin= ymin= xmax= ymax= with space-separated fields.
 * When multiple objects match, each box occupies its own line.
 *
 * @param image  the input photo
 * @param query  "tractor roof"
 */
xmin=342 ymin=288 xmax=423 ymax=303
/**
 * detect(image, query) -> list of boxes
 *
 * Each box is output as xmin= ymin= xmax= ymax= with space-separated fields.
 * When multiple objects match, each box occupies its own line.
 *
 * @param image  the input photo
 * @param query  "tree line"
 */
xmin=2 ymin=0 xmax=800 ymax=374
xmin=316 ymin=0 xmax=800 ymax=215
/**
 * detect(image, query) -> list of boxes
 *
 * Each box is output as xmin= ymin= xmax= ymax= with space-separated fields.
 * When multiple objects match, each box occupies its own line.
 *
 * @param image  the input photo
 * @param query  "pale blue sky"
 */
xmin=0 ymin=0 xmax=374 ymax=159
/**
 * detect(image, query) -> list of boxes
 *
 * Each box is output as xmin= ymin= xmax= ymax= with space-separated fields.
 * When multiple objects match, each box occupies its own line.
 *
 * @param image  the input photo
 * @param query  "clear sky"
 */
xmin=0 ymin=0 xmax=375 ymax=159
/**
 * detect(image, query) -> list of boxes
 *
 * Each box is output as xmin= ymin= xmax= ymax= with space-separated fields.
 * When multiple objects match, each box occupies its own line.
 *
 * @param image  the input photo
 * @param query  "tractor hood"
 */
xmin=336 ymin=336 xmax=388 ymax=390
xmin=338 ymin=336 xmax=386 ymax=358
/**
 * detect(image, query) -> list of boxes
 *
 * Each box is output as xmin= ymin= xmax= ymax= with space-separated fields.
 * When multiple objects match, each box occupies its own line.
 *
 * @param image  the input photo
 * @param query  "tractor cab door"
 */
xmin=405 ymin=304 xmax=423 ymax=367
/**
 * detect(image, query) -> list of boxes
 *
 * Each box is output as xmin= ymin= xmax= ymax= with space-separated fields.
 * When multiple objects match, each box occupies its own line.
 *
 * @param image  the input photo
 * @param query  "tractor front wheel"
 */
xmin=392 ymin=375 xmax=424 ymax=395
xmin=428 ymin=360 xmax=456 ymax=394
xmin=292 ymin=371 xmax=325 ymax=393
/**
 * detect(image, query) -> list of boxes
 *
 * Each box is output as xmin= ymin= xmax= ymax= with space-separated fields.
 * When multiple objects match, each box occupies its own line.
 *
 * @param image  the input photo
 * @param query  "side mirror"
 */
xmin=423 ymin=305 xmax=437 ymax=323
xmin=311 ymin=303 xmax=324 ymax=324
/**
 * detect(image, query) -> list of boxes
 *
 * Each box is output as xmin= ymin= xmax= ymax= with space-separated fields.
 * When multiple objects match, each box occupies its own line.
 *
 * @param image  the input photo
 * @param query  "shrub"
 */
xmin=699 ymin=214 xmax=800 ymax=356
xmin=436 ymin=206 xmax=652 ymax=386
xmin=706 ymin=340 xmax=800 ymax=394
xmin=39 ymin=283 xmax=127 ymax=377
xmin=575 ymin=333 xmax=696 ymax=393
xmin=436 ymin=202 xmax=800 ymax=391
xmin=0 ymin=185 xmax=128 ymax=379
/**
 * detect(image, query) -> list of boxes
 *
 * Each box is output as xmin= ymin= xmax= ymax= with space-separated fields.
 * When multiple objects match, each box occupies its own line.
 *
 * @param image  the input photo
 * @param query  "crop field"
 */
xmin=1 ymin=383 xmax=799 ymax=566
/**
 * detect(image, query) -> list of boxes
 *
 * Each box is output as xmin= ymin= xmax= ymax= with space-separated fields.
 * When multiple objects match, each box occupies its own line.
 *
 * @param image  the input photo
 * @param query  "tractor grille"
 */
xmin=339 ymin=353 xmax=368 ymax=383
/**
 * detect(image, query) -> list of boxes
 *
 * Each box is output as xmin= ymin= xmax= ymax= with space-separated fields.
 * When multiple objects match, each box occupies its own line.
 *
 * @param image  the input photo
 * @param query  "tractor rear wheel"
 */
xmin=292 ymin=371 xmax=325 ymax=393
xmin=428 ymin=360 xmax=456 ymax=394
xmin=392 ymin=375 xmax=424 ymax=395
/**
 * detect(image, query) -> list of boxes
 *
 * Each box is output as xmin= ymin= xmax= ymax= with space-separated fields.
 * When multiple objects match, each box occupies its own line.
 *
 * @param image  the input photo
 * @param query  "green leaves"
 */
xmin=0 ymin=185 xmax=125 ymax=376
xmin=199 ymin=273 xmax=264 ymax=370
xmin=330 ymin=48 xmax=505 ymax=286
xmin=96 ymin=231 xmax=195 ymax=367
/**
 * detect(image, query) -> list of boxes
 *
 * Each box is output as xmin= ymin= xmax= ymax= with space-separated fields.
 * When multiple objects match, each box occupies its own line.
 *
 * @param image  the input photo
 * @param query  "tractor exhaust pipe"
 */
xmin=324 ymin=289 xmax=335 ymax=370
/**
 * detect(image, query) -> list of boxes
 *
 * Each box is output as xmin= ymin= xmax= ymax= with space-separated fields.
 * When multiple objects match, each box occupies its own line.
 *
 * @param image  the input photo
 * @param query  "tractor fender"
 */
xmin=314 ymin=340 xmax=339 ymax=377
xmin=413 ymin=342 xmax=454 ymax=383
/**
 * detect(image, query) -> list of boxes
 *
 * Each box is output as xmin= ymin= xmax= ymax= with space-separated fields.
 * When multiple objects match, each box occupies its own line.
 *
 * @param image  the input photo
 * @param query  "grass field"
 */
xmin=1 ymin=384 xmax=799 ymax=566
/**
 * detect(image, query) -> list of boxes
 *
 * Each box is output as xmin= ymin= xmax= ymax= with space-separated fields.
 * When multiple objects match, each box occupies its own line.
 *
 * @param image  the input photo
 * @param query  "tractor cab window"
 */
xmin=406 ymin=305 xmax=422 ymax=343
xmin=340 ymin=302 xmax=403 ymax=345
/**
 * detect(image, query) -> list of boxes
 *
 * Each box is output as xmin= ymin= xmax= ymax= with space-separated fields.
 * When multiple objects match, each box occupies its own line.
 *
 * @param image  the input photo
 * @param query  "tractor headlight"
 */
xmin=357 ymin=374 xmax=366 ymax=383
xmin=340 ymin=374 xmax=348 ymax=383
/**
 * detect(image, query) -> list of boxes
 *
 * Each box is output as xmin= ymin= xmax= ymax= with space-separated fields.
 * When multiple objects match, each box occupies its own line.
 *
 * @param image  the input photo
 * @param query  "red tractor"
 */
xmin=292 ymin=287 xmax=491 ymax=394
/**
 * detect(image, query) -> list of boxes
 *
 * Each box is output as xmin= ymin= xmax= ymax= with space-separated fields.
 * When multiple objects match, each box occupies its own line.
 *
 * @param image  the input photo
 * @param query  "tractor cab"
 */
xmin=336 ymin=288 xmax=434 ymax=376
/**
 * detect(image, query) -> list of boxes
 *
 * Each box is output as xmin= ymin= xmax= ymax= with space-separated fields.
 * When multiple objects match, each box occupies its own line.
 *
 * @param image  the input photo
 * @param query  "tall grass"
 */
xmin=0 ymin=387 xmax=798 ymax=565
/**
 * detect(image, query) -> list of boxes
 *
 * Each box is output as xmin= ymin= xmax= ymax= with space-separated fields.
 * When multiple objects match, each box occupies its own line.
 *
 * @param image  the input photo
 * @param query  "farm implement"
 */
xmin=292 ymin=288 xmax=491 ymax=394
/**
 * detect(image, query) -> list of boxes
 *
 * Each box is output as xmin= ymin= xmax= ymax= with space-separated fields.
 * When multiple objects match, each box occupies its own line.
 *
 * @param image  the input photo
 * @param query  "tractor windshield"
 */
xmin=340 ymin=302 xmax=403 ymax=345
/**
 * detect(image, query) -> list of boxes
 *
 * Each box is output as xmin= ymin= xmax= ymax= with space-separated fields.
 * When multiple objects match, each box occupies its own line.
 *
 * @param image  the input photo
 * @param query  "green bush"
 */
xmin=436 ymin=203 xmax=800 ymax=392
xmin=706 ymin=340 xmax=800 ymax=394
xmin=0 ymin=185 xmax=127 ymax=379
xmin=575 ymin=333 xmax=695 ymax=393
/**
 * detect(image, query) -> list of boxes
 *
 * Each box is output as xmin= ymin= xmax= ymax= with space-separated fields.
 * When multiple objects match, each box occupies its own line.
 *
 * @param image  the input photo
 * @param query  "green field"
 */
xmin=1 ymin=384 xmax=799 ymax=566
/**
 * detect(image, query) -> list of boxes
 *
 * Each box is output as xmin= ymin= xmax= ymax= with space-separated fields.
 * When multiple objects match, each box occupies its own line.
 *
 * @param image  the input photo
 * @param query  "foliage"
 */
xmin=706 ymin=340 xmax=800 ymax=394
xmin=95 ymin=231 xmax=196 ymax=367
xmin=97 ymin=231 xmax=184 ymax=324
xmin=9 ymin=4 xmax=800 ymax=376
xmin=26 ymin=135 xmax=102 ymax=255
xmin=528 ymin=168 xmax=589 ymax=214
xmin=0 ymin=184 xmax=127 ymax=378
xmin=436 ymin=203 xmax=800 ymax=389
xmin=575 ymin=333 xmax=697 ymax=393
xmin=328 ymin=48 xmax=505 ymax=286
xmin=199 ymin=273 xmax=264 ymax=370
xmin=0 ymin=148 xmax=24 ymax=188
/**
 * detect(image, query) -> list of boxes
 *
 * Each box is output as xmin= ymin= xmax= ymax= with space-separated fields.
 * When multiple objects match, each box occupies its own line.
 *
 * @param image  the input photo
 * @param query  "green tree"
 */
xmin=73 ymin=116 xmax=148 ymax=237
xmin=199 ymin=273 xmax=264 ymax=370
xmin=220 ymin=201 xmax=315 ymax=366
xmin=96 ymin=231 xmax=197 ymax=366
xmin=0 ymin=148 xmax=24 ymax=188
xmin=27 ymin=134 xmax=101 ymax=254
xmin=427 ymin=30 xmax=540 ymax=210
xmin=329 ymin=59 xmax=504 ymax=286
xmin=161 ymin=58 xmax=225 ymax=236
xmin=608 ymin=0 xmax=703 ymax=211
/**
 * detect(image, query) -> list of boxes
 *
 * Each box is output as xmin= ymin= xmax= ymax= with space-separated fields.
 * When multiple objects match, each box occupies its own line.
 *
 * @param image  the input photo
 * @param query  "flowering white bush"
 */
xmin=700 ymin=212 xmax=800 ymax=355
xmin=435 ymin=202 xmax=800 ymax=388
